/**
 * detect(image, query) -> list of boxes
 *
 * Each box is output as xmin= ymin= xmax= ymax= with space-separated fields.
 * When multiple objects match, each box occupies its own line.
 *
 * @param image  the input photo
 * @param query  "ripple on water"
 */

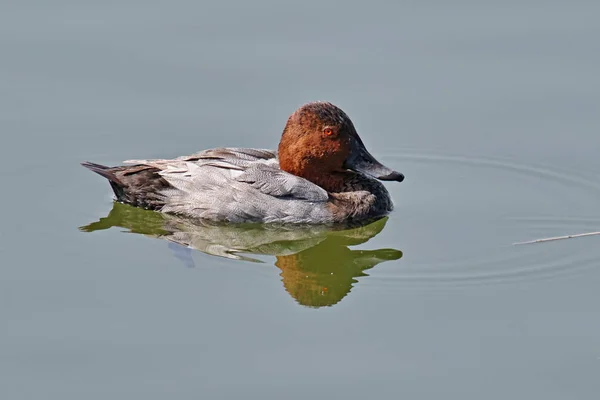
xmin=369 ymin=152 xmax=600 ymax=287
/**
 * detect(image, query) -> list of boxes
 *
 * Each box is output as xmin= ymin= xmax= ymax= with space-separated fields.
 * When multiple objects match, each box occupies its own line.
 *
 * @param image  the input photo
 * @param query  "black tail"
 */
xmin=81 ymin=161 xmax=123 ymax=184
xmin=81 ymin=161 xmax=127 ymax=200
xmin=81 ymin=161 xmax=168 ymax=210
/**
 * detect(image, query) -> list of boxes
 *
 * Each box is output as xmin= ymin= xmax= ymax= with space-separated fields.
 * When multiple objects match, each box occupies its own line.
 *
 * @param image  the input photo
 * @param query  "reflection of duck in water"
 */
xmin=275 ymin=236 xmax=401 ymax=307
xmin=81 ymin=202 xmax=402 ymax=308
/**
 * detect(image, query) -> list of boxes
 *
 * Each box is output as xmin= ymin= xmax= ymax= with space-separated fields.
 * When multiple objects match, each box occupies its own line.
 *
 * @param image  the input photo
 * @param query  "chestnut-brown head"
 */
xmin=278 ymin=102 xmax=404 ymax=192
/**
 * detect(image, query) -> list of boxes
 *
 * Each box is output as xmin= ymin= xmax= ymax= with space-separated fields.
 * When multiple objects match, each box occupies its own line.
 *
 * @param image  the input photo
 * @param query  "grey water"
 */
xmin=2 ymin=1 xmax=600 ymax=399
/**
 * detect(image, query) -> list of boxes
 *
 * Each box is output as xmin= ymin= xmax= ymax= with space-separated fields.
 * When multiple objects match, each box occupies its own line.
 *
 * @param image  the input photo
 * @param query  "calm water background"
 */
xmin=2 ymin=1 xmax=600 ymax=399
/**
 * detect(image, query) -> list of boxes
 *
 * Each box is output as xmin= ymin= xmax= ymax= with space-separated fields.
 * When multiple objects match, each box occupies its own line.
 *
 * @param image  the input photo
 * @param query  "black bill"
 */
xmin=345 ymin=136 xmax=404 ymax=182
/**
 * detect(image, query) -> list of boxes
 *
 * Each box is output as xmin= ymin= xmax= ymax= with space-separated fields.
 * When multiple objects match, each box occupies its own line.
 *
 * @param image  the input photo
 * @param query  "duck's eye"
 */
xmin=323 ymin=127 xmax=334 ymax=136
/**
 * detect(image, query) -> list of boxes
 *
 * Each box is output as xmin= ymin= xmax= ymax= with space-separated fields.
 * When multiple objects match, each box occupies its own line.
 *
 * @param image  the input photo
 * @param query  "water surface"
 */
xmin=2 ymin=1 xmax=600 ymax=399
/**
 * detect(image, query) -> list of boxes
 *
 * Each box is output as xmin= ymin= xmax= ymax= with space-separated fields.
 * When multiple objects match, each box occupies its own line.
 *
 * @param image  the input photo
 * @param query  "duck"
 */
xmin=81 ymin=101 xmax=404 ymax=224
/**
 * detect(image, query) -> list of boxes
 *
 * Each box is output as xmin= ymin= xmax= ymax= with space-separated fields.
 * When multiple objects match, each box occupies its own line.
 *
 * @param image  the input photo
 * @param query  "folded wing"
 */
xmin=125 ymin=148 xmax=331 ymax=223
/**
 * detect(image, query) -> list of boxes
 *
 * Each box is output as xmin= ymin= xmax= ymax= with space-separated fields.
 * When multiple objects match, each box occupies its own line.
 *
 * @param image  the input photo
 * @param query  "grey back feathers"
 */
xmin=121 ymin=148 xmax=335 ymax=223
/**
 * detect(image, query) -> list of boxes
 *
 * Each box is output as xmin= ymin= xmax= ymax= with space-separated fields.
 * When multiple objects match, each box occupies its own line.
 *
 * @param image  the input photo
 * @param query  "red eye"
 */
xmin=323 ymin=127 xmax=334 ymax=136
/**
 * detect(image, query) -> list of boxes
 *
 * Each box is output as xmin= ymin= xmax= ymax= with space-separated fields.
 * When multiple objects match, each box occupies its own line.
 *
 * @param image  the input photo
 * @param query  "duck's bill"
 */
xmin=345 ymin=138 xmax=404 ymax=182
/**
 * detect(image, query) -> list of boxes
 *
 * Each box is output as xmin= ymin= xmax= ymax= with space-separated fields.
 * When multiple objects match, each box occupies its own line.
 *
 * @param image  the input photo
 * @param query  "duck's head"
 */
xmin=278 ymin=102 xmax=404 ymax=192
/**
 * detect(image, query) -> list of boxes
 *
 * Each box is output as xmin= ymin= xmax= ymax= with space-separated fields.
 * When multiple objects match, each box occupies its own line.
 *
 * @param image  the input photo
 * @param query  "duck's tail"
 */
xmin=81 ymin=162 xmax=123 ymax=184
xmin=81 ymin=161 xmax=127 ymax=200
xmin=81 ymin=161 xmax=168 ymax=210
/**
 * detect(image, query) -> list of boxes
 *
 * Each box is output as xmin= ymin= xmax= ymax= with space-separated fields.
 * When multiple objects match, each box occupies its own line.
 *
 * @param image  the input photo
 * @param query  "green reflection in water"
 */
xmin=81 ymin=202 xmax=402 ymax=308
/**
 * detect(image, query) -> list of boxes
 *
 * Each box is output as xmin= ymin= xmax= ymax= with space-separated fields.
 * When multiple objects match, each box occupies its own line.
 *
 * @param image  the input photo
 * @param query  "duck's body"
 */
xmin=82 ymin=102 xmax=403 ymax=224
